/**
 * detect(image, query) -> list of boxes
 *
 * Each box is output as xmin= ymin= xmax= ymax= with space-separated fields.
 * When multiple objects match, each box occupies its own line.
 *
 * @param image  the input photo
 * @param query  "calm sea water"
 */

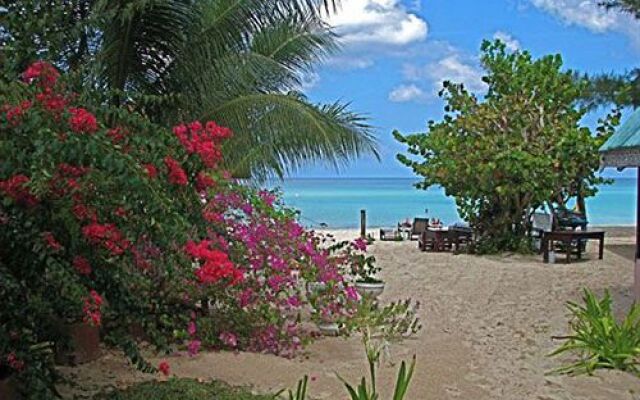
xmin=270 ymin=178 xmax=637 ymax=229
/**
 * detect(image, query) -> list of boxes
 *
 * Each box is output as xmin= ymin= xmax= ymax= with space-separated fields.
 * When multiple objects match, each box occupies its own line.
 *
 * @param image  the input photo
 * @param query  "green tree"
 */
xmin=1 ymin=0 xmax=378 ymax=179
xmin=394 ymin=40 xmax=617 ymax=253
xmin=579 ymin=1 xmax=640 ymax=109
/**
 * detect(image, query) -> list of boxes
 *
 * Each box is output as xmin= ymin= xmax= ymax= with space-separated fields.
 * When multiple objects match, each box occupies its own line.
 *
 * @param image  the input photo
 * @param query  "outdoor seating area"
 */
xmin=378 ymin=217 xmax=474 ymax=253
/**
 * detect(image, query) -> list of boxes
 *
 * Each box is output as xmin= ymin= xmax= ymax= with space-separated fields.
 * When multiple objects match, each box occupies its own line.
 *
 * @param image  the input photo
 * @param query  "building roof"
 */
xmin=601 ymin=108 xmax=640 ymax=168
xmin=601 ymin=108 xmax=640 ymax=152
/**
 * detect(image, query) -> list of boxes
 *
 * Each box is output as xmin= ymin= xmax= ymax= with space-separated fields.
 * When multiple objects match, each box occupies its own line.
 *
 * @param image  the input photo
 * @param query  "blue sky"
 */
xmin=294 ymin=0 xmax=640 ymax=179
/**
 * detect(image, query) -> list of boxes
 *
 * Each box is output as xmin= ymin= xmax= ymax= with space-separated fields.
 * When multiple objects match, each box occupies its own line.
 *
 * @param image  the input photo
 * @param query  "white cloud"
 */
xmin=529 ymin=0 xmax=618 ymax=32
xmin=493 ymin=31 xmax=521 ymax=51
xmin=402 ymin=53 xmax=487 ymax=97
xmin=325 ymin=0 xmax=428 ymax=47
xmin=299 ymin=72 xmax=320 ymax=91
xmin=388 ymin=84 xmax=425 ymax=102
xmin=324 ymin=56 xmax=375 ymax=70
xmin=528 ymin=0 xmax=640 ymax=45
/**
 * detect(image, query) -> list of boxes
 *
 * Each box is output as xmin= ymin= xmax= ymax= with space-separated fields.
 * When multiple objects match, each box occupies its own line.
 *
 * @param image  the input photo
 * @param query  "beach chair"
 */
xmin=410 ymin=218 xmax=428 ymax=240
xmin=532 ymin=213 xmax=553 ymax=253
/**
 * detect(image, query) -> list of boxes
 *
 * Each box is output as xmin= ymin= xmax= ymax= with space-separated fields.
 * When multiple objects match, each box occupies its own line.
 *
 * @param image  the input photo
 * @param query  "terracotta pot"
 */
xmin=355 ymin=281 xmax=385 ymax=298
xmin=55 ymin=323 xmax=101 ymax=365
xmin=0 ymin=374 xmax=19 ymax=400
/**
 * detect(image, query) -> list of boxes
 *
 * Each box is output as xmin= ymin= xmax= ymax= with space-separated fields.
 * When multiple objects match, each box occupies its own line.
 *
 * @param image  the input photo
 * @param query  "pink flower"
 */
xmin=187 ymin=339 xmax=201 ymax=356
xmin=187 ymin=321 xmax=197 ymax=336
xmin=352 ymin=237 xmax=367 ymax=251
xmin=219 ymin=332 xmax=238 ymax=348
xmin=345 ymin=286 xmax=360 ymax=301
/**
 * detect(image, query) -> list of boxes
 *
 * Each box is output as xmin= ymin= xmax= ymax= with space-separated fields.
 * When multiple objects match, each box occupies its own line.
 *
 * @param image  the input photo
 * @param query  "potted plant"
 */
xmin=0 ymin=365 xmax=18 ymax=400
xmin=54 ymin=290 xmax=103 ymax=365
xmin=349 ymin=240 xmax=385 ymax=298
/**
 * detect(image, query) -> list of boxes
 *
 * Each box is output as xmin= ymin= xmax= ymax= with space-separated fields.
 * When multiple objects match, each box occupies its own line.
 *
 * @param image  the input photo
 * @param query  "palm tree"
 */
xmin=93 ymin=0 xmax=379 ymax=179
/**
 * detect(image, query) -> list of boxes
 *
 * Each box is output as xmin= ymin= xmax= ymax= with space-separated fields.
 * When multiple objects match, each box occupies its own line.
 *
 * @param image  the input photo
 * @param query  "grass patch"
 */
xmin=94 ymin=378 xmax=278 ymax=400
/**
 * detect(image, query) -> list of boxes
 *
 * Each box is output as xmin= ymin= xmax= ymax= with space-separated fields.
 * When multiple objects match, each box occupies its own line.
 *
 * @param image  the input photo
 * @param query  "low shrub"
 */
xmin=550 ymin=288 xmax=640 ymax=375
xmin=93 ymin=379 xmax=276 ymax=400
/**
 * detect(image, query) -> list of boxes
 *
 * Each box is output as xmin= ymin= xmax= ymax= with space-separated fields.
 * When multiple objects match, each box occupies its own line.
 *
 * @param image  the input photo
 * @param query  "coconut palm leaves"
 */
xmin=92 ymin=0 xmax=378 ymax=178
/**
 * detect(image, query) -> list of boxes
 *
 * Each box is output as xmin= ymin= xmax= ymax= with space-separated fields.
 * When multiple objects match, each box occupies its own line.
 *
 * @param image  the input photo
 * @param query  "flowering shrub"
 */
xmin=0 ymin=61 xmax=239 ymax=395
xmin=187 ymin=188 xmax=360 ymax=357
xmin=0 ymin=62 xmax=363 ymax=396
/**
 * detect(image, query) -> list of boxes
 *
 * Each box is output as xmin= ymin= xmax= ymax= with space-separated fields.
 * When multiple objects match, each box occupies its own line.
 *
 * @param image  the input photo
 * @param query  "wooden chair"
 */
xmin=410 ymin=218 xmax=429 ymax=240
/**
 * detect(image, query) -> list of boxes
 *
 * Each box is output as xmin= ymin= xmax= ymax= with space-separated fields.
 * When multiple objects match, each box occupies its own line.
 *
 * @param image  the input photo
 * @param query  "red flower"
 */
xmin=73 ymin=256 xmax=92 ymax=275
xmin=158 ymin=360 xmax=170 ymax=376
xmin=6 ymin=352 xmax=25 ymax=372
xmin=82 ymin=290 xmax=103 ymax=326
xmin=164 ymin=156 xmax=188 ymax=186
xmin=43 ymin=232 xmax=63 ymax=251
xmin=72 ymin=202 xmax=97 ymax=222
xmin=107 ymin=127 xmax=127 ymax=144
xmin=22 ymin=61 xmax=60 ymax=89
xmin=82 ymin=222 xmax=130 ymax=255
xmin=4 ymin=100 xmax=32 ymax=126
xmin=195 ymin=171 xmax=216 ymax=193
xmin=0 ymin=174 xmax=38 ymax=207
xmin=185 ymin=240 xmax=243 ymax=285
xmin=36 ymin=90 xmax=68 ymax=114
xmin=58 ymin=163 xmax=89 ymax=178
xmin=68 ymin=107 xmax=98 ymax=134
xmin=172 ymin=121 xmax=232 ymax=168
xmin=143 ymin=163 xmax=158 ymax=179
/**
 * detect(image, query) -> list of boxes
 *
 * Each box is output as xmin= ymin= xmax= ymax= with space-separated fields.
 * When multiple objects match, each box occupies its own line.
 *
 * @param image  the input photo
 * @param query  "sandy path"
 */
xmin=61 ymin=228 xmax=640 ymax=399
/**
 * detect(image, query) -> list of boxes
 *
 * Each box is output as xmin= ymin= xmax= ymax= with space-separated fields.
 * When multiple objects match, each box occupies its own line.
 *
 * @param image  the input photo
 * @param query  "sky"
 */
xmin=293 ymin=0 xmax=640 ymax=179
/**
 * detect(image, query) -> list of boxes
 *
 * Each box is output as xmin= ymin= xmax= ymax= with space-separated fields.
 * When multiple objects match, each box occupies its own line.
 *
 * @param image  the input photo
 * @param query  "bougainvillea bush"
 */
xmin=0 ymin=62 xmax=359 ymax=397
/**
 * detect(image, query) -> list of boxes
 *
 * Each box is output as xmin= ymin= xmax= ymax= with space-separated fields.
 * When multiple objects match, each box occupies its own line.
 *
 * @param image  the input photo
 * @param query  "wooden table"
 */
xmin=542 ymin=230 xmax=605 ymax=264
xmin=420 ymin=228 xmax=449 ymax=252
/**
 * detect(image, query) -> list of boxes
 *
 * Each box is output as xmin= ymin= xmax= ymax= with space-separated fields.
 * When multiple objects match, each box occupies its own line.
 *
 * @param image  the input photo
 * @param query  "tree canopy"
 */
xmin=394 ymin=40 xmax=618 ymax=253
xmin=1 ymin=0 xmax=379 ymax=179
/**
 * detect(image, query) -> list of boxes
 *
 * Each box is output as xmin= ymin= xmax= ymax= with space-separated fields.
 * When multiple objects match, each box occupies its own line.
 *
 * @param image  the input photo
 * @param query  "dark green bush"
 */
xmin=94 ymin=379 xmax=276 ymax=400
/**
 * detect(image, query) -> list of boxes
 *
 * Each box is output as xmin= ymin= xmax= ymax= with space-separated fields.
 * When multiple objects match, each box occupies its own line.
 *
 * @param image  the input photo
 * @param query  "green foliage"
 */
xmin=3 ymin=0 xmax=379 ymax=179
xmin=338 ymin=331 xmax=416 ymax=400
xmin=346 ymin=298 xmax=421 ymax=340
xmin=550 ymin=289 xmax=640 ymax=375
xmin=286 ymin=375 xmax=309 ymax=400
xmin=94 ymin=378 xmax=277 ymax=400
xmin=395 ymin=40 xmax=617 ymax=253
xmin=600 ymin=0 xmax=640 ymax=18
xmin=576 ymin=1 xmax=640 ymax=108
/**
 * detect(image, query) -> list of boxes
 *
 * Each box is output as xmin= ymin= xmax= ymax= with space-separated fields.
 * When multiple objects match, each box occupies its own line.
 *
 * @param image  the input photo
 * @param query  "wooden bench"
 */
xmin=542 ymin=230 xmax=605 ymax=264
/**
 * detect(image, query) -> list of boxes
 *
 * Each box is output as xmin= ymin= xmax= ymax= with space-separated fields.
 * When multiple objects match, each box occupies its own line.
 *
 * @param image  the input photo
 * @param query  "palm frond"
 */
xmin=95 ymin=0 xmax=194 ymax=96
xmin=210 ymin=93 xmax=377 ymax=180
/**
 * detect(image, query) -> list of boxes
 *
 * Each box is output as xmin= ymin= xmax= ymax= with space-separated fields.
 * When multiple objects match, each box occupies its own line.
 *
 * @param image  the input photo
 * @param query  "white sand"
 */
xmin=61 ymin=227 xmax=640 ymax=399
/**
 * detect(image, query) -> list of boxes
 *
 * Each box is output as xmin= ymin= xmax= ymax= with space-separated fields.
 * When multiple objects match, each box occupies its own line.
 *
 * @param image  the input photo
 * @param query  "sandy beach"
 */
xmin=62 ymin=227 xmax=640 ymax=399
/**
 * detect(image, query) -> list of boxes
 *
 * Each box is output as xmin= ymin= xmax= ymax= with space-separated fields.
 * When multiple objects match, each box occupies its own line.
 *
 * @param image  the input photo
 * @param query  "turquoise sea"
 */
xmin=272 ymin=178 xmax=637 ymax=229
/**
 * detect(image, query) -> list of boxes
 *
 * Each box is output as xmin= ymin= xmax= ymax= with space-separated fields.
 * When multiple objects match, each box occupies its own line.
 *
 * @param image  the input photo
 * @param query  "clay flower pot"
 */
xmin=355 ymin=281 xmax=385 ymax=298
xmin=0 ymin=374 xmax=19 ymax=400
xmin=55 ymin=322 xmax=101 ymax=365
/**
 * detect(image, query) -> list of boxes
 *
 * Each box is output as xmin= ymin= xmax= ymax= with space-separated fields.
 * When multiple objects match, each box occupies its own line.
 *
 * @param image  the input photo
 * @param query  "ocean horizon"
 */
xmin=271 ymin=177 xmax=637 ymax=229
